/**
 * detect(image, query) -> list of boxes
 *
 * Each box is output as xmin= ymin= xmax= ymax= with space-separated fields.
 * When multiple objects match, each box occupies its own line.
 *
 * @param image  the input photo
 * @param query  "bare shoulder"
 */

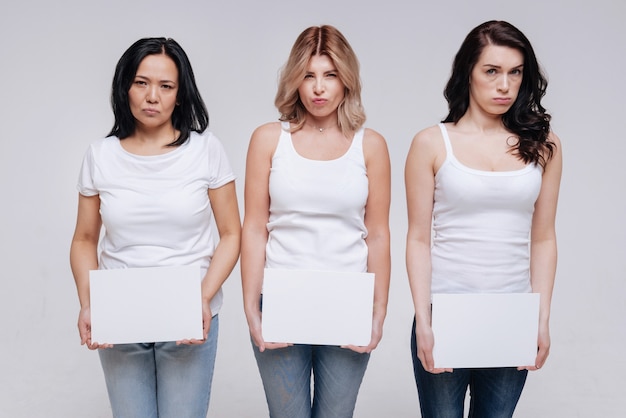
xmin=251 ymin=121 xmax=282 ymax=141
xmin=249 ymin=122 xmax=282 ymax=154
xmin=405 ymin=124 xmax=446 ymax=174
xmin=362 ymin=128 xmax=389 ymax=154
xmin=410 ymin=124 xmax=443 ymax=150
xmin=544 ymin=130 xmax=563 ymax=170
xmin=548 ymin=131 xmax=562 ymax=149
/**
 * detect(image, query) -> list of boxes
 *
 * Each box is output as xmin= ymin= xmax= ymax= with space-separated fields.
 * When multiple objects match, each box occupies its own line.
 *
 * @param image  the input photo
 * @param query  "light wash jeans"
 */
xmin=98 ymin=315 xmax=219 ymax=418
xmin=411 ymin=318 xmax=527 ymax=418
xmin=253 ymin=343 xmax=370 ymax=418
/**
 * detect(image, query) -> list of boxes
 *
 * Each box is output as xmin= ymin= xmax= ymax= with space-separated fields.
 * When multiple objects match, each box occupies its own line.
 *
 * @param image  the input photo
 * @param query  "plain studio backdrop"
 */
xmin=1 ymin=0 xmax=624 ymax=416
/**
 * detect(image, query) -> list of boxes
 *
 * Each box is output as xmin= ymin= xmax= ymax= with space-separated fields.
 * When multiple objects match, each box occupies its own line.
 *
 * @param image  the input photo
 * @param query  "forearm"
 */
xmin=366 ymin=230 xmax=390 ymax=323
xmin=69 ymin=239 xmax=99 ymax=309
xmin=406 ymin=238 xmax=432 ymax=328
xmin=530 ymin=237 xmax=558 ymax=325
xmin=201 ymin=230 xmax=241 ymax=303
xmin=240 ymin=227 xmax=268 ymax=320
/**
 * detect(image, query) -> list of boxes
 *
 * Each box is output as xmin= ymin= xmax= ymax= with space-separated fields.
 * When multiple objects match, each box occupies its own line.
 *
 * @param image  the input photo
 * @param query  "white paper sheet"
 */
xmin=261 ymin=268 xmax=375 ymax=346
xmin=89 ymin=266 xmax=203 ymax=344
xmin=431 ymin=293 xmax=540 ymax=368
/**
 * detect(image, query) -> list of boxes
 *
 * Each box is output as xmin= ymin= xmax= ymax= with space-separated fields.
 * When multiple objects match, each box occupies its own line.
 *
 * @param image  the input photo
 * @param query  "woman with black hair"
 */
xmin=405 ymin=21 xmax=562 ymax=417
xmin=70 ymin=37 xmax=241 ymax=417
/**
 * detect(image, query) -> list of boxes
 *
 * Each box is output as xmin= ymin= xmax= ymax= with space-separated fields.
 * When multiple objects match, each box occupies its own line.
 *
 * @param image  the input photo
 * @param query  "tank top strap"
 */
xmin=437 ymin=123 xmax=454 ymax=159
xmin=280 ymin=121 xmax=291 ymax=143
xmin=352 ymin=127 xmax=365 ymax=149
xmin=275 ymin=121 xmax=292 ymax=156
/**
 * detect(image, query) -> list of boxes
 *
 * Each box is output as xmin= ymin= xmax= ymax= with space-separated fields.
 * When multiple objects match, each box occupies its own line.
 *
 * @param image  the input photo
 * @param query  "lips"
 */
xmin=143 ymin=108 xmax=159 ymax=115
xmin=312 ymin=98 xmax=327 ymax=105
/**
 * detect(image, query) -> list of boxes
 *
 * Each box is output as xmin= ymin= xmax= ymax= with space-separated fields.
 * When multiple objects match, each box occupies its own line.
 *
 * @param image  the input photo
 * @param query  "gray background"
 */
xmin=1 ymin=0 xmax=624 ymax=416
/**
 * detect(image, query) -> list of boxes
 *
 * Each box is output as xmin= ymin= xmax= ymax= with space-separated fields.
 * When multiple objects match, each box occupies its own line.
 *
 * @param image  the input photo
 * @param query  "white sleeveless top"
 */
xmin=431 ymin=123 xmax=542 ymax=294
xmin=265 ymin=122 xmax=369 ymax=272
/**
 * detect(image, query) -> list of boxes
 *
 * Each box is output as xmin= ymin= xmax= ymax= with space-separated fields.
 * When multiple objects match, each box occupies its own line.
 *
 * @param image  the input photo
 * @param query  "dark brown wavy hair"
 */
xmin=443 ymin=20 xmax=554 ymax=168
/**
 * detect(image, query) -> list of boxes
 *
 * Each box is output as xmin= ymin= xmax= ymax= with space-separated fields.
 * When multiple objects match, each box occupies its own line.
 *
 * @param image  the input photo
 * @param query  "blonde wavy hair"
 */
xmin=275 ymin=25 xmax=366 ymax=137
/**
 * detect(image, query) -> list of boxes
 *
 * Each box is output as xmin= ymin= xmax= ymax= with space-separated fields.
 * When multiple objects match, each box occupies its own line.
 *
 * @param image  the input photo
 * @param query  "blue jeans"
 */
xmin=411 ymin=318 xmax=527 ymax=418
xmin=98 ymin=315 xmax=219 ymax=418
xmin=253 ymin=343 xmax=370 ymax=418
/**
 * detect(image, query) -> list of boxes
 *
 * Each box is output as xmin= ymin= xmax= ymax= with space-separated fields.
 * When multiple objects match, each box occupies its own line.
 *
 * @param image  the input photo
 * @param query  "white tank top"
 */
xmin=431 ymin=123 xmax=542 ymax=294
xmin=265 ymin=122 xmax=369 ymax=272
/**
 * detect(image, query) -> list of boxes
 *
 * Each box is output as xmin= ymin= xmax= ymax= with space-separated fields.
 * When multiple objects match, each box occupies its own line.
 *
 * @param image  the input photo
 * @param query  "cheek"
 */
xmin=509 ymin=80 xmax=523 ymax=98
xmin=332 ymin=82 xmax=346 ymax=100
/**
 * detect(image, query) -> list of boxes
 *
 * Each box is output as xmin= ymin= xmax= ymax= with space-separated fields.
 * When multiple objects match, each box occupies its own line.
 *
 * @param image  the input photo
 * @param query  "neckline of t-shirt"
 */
xmin=112 ymin=134 xmax=190 ymax=160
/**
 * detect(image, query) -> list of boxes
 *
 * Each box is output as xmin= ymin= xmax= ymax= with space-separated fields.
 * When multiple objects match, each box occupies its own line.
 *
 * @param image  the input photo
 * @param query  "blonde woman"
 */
xmin=242 ymin=25 xmax=391 ymax=418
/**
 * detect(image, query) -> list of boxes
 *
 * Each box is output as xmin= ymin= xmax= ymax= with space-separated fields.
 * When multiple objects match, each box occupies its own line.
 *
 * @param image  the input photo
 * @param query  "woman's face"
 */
xmin=297 ymin=54 xmax=345 ymax=120
xmin=128 ymin=53 xmax=179 ymax=131
xmin=469 ymin=44 xmax=524 ymax=116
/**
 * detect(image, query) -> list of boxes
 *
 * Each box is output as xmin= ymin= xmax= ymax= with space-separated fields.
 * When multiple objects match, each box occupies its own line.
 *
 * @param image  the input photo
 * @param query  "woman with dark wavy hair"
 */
xmin=242 ymin=25 xmax=390 ymax=418
xmin=405 ymin=20 xmax=562 ymax=417
xmin=70 ymin=37 xmax=241 ymax=417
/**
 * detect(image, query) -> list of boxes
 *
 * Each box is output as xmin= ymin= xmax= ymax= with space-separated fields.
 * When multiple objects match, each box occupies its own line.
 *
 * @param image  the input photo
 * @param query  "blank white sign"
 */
xmin=262 ymin=268 xmax=375 ymax=346
xmin=90 ymin=266 xmax=203 ymax=344
xmin=432 ymin=293 xmax=540 ymax=368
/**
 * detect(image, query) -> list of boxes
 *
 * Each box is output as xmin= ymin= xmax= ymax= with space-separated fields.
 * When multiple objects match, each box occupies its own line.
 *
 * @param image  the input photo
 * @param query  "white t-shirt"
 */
xmin=265 ymin=122 xmax=369 ymax=272
xmin=77 ymin=131 xmax=236 ymax=314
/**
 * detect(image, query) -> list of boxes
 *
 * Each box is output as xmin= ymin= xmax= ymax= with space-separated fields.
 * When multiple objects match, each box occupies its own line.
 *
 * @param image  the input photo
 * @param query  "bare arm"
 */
xmin=203 ymin=181 xmax=242 ymax=305
xmin=520 ymin=132 xmax=563 ymax=370
xmin=347 ymin=129 xmax=391 ymax=353
xmin=240 ymin=123 xmax=283 ymax=352
xmin=405 ymin=126 xmax=451 ymax=373
xmin=69 ymin=193 xmax=106 ymax=349
xmin=182 ymin=181 xmax=241 ymax=344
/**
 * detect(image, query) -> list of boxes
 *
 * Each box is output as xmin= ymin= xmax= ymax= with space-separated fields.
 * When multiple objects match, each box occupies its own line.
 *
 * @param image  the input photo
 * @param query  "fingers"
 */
xmin=517 ymin=345 xmax=550 ymax=371
xmin=341 ymin=344 xmax=370 ymax=353
xmin=341 ymin=335 xmax=380 ymax=353
xmin=86 ymin=341 xmax=113 ymax=350
xmin=263 ymin=342 xmax=291 ymax=350
xmin=177 ymin=338 xmax=206 ymax=346
xmin=420 ymin=350 xmax=435 ymax=373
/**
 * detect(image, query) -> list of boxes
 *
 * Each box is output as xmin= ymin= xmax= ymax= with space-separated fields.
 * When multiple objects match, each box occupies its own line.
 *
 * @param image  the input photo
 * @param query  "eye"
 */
xmin=510 ymin=68 xmax=522 ymax=75
xmin=134 ymin=80 xmax=147 ymax=86
xmin=326 ymin=72 xmax=338 ymax=78
xmin=161 ymin=84 xmax=175 ymax=89
xmin=486 ymin=68 xmax=497 ymax=75
xmin=304 ymin=74 xmax=314 ymax=79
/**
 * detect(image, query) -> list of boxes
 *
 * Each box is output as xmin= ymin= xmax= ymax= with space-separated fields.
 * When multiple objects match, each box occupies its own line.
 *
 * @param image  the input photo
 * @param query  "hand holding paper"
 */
xmin=89 ymin=266 xmax=204 ymax=345
xmin=261 ymin=268 xmax=375 ymax=347
xmin=431 ymin=293 xmax=540 ymax=369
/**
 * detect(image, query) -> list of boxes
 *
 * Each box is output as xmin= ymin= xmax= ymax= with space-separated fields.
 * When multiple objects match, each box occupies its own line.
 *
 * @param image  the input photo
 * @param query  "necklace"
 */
xmin=306 ymin=122 xmax=336 ymax=133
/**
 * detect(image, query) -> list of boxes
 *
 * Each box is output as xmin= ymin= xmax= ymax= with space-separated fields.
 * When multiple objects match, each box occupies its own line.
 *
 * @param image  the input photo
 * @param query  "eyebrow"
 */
xmin=481 ymin=64 xmax=524 ymax=69
xmin=134 ymin=74 xmax=177 ymax=84
xmin=304 ymin=68 xmax=338 ymax=74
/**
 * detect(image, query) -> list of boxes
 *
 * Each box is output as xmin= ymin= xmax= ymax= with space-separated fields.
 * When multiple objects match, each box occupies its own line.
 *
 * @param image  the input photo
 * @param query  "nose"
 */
xmin=497 ymin=75 xmax=509 ymax=93
xmin=313 ymin=77 xmax=324 ymax=94
xmin=146 ymin=85 xmax=159 ymax=103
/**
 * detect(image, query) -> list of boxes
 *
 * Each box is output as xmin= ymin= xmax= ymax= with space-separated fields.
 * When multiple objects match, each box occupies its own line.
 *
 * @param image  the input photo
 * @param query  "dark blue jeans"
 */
xmin=411 ymin=318 xmax=527 ymax=418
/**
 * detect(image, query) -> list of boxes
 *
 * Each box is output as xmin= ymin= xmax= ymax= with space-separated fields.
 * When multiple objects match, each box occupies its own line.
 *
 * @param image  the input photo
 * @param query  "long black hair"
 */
xmin=108 ymin=37 xmax=208 ymax=146
xmin=443 ymin=20 xmax=554 ymax=167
